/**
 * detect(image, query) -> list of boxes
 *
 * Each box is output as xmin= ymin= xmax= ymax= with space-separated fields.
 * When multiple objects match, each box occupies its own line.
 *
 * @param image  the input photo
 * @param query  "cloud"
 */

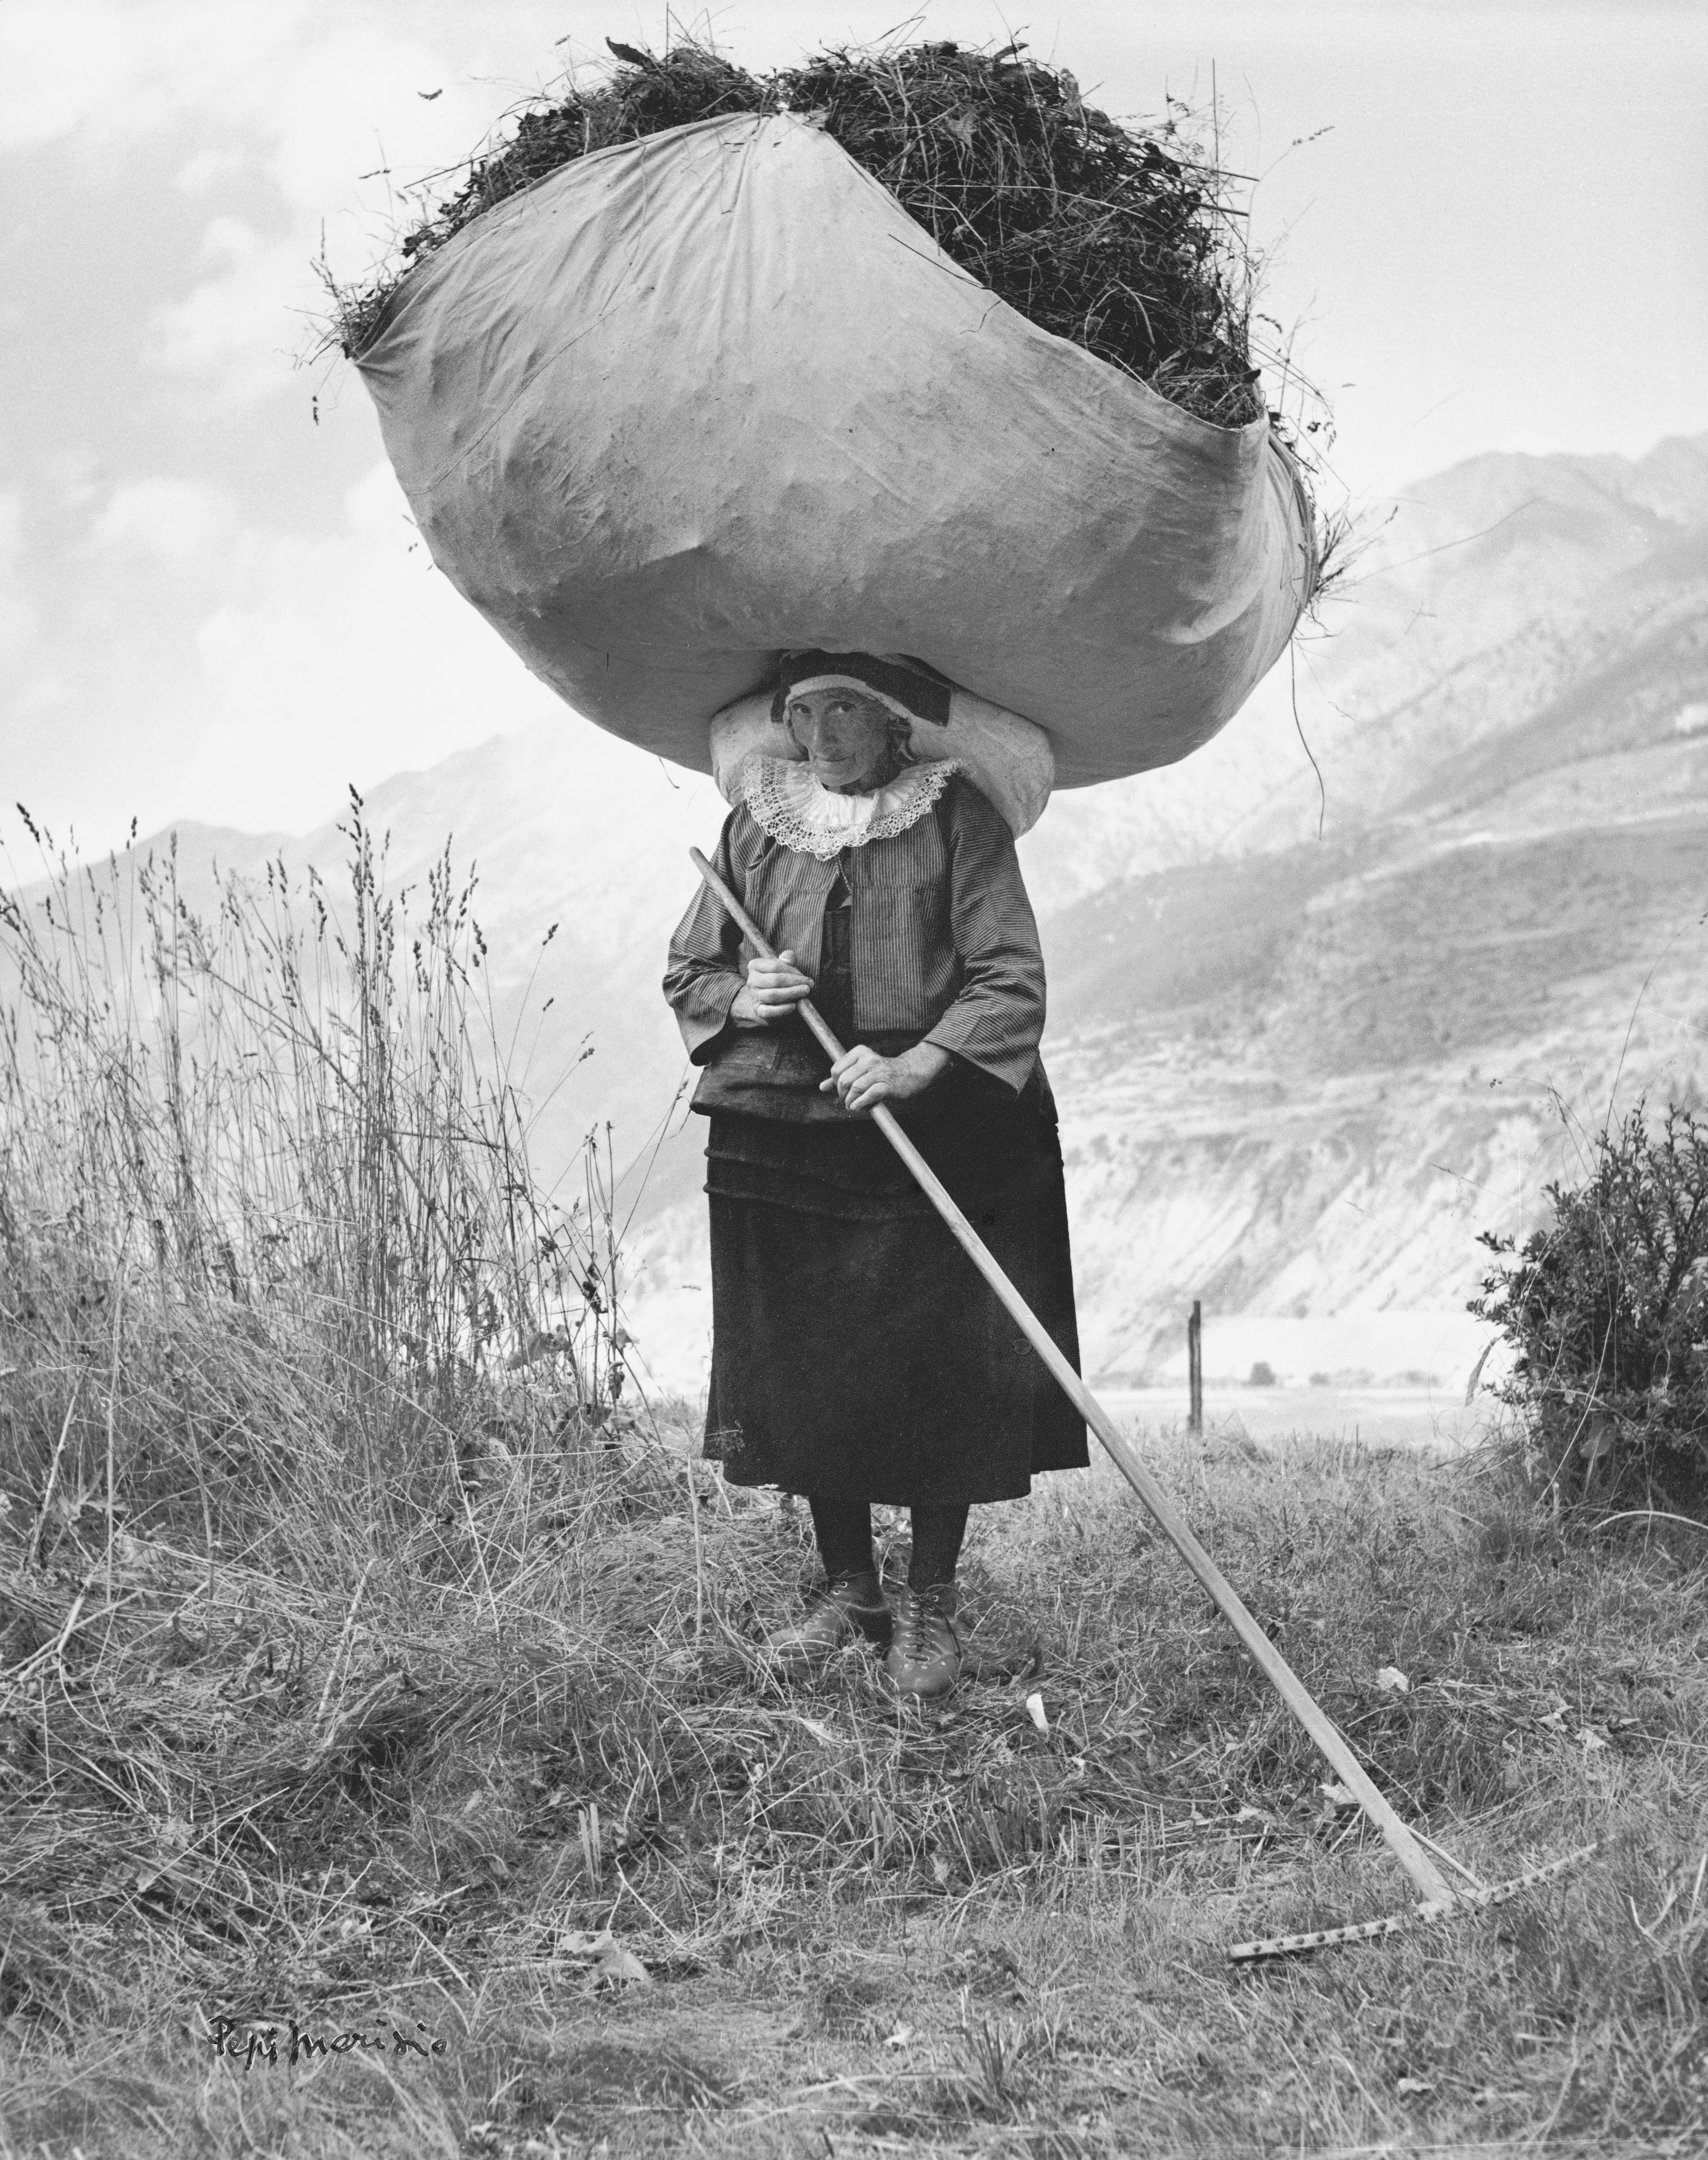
xmin=0 ymin=1 xmax=303 ymax=156
xmin=0 ymin=493 xmax=38 ymax=663
xmin=176 ymin=462 xmax=559 ymax=832
xmin=2 ymin=0 xmax=524 ymax=207
xmin=239 ymin=21 xmax=503 ymax=218
xmin=145 ymin=220 xmax=317 ymax=404
xmin=4 ymin=3 xmax=533 ymax=402
xmin=174 ymin=147 xmax=252 ymax=193
xmin=90 ymin=477 xmax=237 ymax=559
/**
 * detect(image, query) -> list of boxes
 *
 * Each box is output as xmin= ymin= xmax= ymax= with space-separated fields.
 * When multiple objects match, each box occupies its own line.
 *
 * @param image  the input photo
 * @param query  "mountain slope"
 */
xmin=1020 ymin=442 xmax=1708 ymax=1382
xmin=625 ymin=435 xmax=1708 ymax=1389
xmin=1043 ymin=807 xmax=1707 ymax=1380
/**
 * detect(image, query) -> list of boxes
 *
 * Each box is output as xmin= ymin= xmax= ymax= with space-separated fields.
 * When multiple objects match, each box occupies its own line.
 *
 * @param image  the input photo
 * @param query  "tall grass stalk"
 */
xmin=1 ymin=797 xmax=639 ymax=1521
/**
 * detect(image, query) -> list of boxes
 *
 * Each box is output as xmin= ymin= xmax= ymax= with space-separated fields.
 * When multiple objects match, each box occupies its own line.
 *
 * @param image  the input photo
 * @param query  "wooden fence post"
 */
xmin=1187 ymin=1300 xmax=1203 ymax=1434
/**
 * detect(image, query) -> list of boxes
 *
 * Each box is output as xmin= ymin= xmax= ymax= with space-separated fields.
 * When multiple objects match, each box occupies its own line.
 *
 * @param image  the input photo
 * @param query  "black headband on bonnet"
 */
xmin=768 ymin=650 xmax=954 ymax=730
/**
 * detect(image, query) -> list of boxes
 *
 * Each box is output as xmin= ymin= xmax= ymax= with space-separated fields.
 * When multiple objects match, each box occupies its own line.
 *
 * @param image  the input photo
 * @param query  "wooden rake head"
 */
xmin=1229 ymin=1843 xmax=1600 ymax=1963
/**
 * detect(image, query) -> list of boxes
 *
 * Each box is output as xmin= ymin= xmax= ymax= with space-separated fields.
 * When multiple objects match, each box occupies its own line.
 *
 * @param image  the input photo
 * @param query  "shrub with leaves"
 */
xmin=1471 ymin=1103 xmax=1708 ymax=1510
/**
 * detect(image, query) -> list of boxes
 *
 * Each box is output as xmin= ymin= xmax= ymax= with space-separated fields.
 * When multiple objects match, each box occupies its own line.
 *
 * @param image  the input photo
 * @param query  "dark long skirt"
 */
xmin=701 ymin=1071 xmax=1088 ymax=1505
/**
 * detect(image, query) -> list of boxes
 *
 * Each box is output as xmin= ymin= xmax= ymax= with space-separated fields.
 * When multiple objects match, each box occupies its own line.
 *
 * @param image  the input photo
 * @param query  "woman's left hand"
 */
xmin=822 ymin=1041 xmax=952 ymax=1113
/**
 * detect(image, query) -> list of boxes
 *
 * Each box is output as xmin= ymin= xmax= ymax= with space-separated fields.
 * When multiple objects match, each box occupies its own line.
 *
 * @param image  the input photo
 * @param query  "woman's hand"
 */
xmin=730 ymin=950 xmax=814 ymax=1028
xmin=821 ymin=1041 xmax=952 ymax=1114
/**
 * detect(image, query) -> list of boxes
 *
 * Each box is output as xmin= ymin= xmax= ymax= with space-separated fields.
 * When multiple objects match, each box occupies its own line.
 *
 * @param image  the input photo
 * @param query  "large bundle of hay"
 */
xmin=335 ymin=37 xmax=1273 ymax=434
xmin=330 ymin=35 xmax=1327 ymax=792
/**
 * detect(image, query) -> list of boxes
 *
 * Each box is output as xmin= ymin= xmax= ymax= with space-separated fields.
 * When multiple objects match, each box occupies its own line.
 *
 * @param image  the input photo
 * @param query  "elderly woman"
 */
xmin=664 ymin=650 xmax=1087 ymax=1697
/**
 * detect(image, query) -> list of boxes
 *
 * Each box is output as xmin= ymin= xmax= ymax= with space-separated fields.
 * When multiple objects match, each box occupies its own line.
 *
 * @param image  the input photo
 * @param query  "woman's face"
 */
xmin=784 ymin=688 xmax=894 ymax=792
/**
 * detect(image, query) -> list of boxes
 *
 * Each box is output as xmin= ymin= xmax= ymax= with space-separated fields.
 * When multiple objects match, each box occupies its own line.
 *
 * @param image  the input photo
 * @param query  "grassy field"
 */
xmin=3 ymin=1413 xmax=1706 ymax=2159
xmin=4 ymin=826 xmax=1706 ymax=2157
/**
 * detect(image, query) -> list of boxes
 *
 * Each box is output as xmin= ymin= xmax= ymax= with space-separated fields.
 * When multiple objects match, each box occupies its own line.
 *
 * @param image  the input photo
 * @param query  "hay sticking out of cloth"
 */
xmin=330 ymin=37 xmax=1278 ymax=432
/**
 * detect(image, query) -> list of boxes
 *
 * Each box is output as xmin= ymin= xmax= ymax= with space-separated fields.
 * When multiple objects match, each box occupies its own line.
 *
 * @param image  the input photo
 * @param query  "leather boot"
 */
xmin=762 ymin=1571 xmax=891 ymax=1672
xmin=884 ymin=1582 xmax=962 ymax=1699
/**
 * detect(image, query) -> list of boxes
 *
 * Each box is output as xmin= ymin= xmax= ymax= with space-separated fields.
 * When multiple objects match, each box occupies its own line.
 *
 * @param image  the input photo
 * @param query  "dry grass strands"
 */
xmin=4 ymin=1390 xmax=1707 ymax=2146
xmin=331 ymin=37 xmax=1273 ymax=432
xmin=12 ymin=823 xmax=1701 ymax=2151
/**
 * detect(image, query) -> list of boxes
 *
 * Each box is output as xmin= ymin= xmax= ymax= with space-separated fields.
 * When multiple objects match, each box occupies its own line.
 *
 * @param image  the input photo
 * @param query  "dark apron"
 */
xmin=701 ymin=875 xmax=1088 ymax=1505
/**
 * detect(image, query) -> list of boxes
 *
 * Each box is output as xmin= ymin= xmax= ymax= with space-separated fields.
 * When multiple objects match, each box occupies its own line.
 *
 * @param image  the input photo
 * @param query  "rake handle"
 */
xmin=689 ymin=845 xmax=1454 ymax=1907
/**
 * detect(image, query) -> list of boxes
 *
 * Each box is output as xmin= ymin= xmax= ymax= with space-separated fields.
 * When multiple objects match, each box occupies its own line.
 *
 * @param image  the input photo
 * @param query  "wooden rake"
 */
xmin=689 ymin=848 xmax=1595 ymax=1960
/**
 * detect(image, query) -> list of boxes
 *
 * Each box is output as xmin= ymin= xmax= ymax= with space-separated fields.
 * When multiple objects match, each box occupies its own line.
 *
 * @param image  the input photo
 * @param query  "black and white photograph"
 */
xmin=2 ymin=2 xmax=1706 ymax=2152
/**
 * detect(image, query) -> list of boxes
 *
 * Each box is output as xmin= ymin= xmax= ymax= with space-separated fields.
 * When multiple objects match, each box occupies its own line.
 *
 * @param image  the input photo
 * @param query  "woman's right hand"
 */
xmin=730 ymin=950 xmax=813 ymax=1028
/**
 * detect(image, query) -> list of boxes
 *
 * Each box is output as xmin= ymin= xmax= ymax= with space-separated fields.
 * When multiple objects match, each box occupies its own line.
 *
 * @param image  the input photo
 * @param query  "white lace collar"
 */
xmin=743 ymin=756 xmax=962 ymax=861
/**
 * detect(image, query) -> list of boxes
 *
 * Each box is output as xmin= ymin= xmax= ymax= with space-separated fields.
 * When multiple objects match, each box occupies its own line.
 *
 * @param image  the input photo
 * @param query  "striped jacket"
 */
xmin=663 ymin=773 xmax=1047 ymax=1118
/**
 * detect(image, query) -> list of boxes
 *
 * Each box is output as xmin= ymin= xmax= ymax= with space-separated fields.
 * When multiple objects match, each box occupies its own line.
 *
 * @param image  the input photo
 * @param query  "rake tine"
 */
xmin=1229 ymin=1843 xmax=1599 ymax=1964
xmin=1411 ymin=1823 xmax=1488 ymax=1892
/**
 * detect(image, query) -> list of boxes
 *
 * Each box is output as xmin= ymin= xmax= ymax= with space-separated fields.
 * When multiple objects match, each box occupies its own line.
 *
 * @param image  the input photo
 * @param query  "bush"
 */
xmin=1471 ymin=1103 xmax=1708 ymax=1511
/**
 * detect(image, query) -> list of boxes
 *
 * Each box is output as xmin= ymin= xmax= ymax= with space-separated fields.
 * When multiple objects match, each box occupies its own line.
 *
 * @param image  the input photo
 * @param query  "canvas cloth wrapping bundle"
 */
xmin=354 ymin=111 xmax=1317 ymax=798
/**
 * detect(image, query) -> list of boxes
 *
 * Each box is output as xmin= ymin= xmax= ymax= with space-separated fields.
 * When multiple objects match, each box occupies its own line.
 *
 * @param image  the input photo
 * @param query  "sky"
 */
xmin=2 ymin=0 xmax=1705 ymax=855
